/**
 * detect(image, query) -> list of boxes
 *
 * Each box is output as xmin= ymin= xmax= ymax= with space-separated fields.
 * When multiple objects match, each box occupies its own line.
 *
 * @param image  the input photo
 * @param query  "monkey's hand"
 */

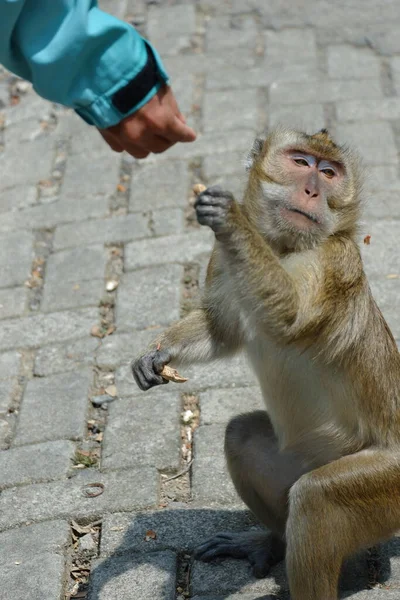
xmin=195 ymin=186 xmax=236 ymax=236
xmin=131 ymin=348 xmax=171 ymax=391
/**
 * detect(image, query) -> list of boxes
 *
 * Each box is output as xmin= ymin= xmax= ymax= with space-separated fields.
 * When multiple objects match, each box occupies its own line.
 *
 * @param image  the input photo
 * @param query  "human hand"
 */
xmin=98 ymin=85 xmax=196 ymax=159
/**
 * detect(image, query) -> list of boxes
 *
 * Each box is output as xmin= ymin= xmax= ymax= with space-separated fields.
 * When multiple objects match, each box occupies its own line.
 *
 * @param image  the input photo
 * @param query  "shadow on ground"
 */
xmin=86 ymin=507 xmax=400 ymax=599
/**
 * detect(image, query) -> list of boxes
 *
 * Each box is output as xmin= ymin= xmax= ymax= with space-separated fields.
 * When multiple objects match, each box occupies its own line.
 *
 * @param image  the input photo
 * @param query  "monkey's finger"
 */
xmin=195 ymin=542 xmax=247 ymax=561
xmin=153 ymin=349 xmax=172 ymax=373
xmin=201 ymin=185 xmax=235 ymax=200
xmin=194 ymin=195 xmax=228 ymax=208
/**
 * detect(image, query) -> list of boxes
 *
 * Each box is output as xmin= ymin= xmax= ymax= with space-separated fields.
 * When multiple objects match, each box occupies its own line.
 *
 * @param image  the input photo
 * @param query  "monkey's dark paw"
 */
xmin=195 ymin=185 xmax=235 ymax=234
xmin=131 ymin=349 xmax=171 ymax=391
xmin=194 ymin=531 xmax=285 ymax=579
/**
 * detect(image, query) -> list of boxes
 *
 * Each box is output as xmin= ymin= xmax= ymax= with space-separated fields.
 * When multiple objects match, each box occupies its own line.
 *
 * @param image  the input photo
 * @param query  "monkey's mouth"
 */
xmin=284 ymin=207 xmax=320 ymax=225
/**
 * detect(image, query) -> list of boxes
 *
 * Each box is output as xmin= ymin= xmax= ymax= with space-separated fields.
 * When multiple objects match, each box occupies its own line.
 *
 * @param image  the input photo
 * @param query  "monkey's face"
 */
xmin=254 ymin=146 xmax=356 ymax=251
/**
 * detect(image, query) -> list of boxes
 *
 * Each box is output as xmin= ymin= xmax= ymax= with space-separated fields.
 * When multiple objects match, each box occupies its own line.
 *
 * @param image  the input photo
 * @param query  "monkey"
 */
xmin=132 ymin=126 xmax=400 ymax=600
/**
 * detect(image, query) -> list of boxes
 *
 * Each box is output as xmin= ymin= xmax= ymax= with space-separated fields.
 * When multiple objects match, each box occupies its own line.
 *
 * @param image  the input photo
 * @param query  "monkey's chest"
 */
xmin=246 ymin=336 xmax=358 ymax=462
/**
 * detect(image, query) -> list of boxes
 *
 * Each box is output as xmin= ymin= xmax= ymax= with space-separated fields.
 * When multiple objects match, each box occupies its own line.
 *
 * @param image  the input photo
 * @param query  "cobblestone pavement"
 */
xmin=1 ymin=1 xmax=400 ymax=599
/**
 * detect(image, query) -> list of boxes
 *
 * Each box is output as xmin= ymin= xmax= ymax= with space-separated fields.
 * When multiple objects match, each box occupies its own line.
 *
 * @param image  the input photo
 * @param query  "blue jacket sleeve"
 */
xmin=0 ymin=0 xmax=169 ymax=128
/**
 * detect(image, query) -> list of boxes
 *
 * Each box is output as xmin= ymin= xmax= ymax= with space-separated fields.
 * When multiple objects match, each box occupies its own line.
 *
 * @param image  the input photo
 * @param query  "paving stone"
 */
xmin=96 ymin=328 xmax=163 ymax=370
xmin=2 ymin=554 xmax=65 ymax=600
xmin=0 ymin=440 xmax=75 ymax=489
xmin=130 ymin=160 xmax=191 ymax=211
xmin=0 ymin=467 xmax=158 ymax=531
xmin=61 ymin=151 xmax=120 ymax=200
xmin=203 ymin=152 xmax=247 ymax=179
xmin=87 ymin=551 xmax=177 ymax=600
xmin=0 ymin=378 xmax=16 ymax=417
xmin=193 ymin=424 xmax=240 ymax=506
xmin=347 ymin=591 xmax=400 ymax=599
xmin=203 ymin=89 xmax=259 ymax=132
xmin=0 ymin=137 xmax=53 ymax=190
xmin=57 ymin=112 xmax=111 ymax=157
xmin=164 ymin=50 xmax=257 ymax=80
xmin=192 ymin=595 xmax=278 ymax=600
xmin=0 ymin=184 xmax=37 ymax=213
xmin=100 ymin=509 xmax=256 ymax=556
xmin=0 ymin=230 xmax=33 ymax=288
xmin=367 ymin=166 xmax=400 ymax=190
xmin=0 ymin=519 xmax=69 ymax=565
xmin=14 ymin=370 xmax=90 ymax=445
xmin=368 ymin=28 xmax=400 ymax=56
xmin=116 ymin=265 xmax=182 ymax=330
xmin=206 ymin=16 xmax=258 ymax=52
xmin=335 ymin=122 xmax=398 ymax=165
xmin=42 ymin=278 xmax=103 ymax=312
xmin=0 ymin=286 xmax=26 ymax=320
xmin=337 ymin=98 xmax=400 ymax=122
xmin=200 ymin=387 xmax=263 ymax=426
xmin=265 ymin=28 xmax=317 ymax=66
xmin=0 ymin=350 xmax=21 ymax=379
xmin=148 ymin=4 xmax=196 ymax=55
xmin=361 ymin=221 xmax=400 ymax=278
xmin=156 ymin=130 xmax=257 ymax=161
xmin=327 ymin=45 xmax=380 ymax=79
xmin=34 ymin=337 xmax=99 ymax=376
xmin=191 ymin=557 xmax=283 ymax=597
xmin=54 ymin=212 xmax=148 ymax=249
xmin=102 ymin=392 xmax=181 ymax=471
xmin=0 ymin=193 xmax=110 ymax=233
xmin=270 ymin=79 xmax=382 ymax=105
xmin=269 ymin=103 xmax=325 ymax=132
xmin=375 ymin=536 xmax=400 ymax=588
xmin=169 ymin=71 xmax=194 ymax=116
xmin=363 ymin=190 xmax=400 ymax=220
xmin=0 ymin=418 xmax=10 ymax=449
xmin=391 ymin=57 xmax=400 ymax=95
xmin=191 ymin=554 xmax=371 ymax=598
xmin=0 ymin=307 xmax=98 ymax=351
xmin=3 ymin=92 xmax=51 ymax=127
xmin=45 ymin=245 xmax=107 ymax=284
xmin=125 ymin=230 xmax=214 ymax=270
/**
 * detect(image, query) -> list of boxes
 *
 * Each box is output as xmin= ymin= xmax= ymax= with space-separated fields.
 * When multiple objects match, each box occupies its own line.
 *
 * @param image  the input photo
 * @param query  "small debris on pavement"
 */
xmin=91 ymin=394 xmax=115 ymax=407
xmin=82 ymin=483 xmax=105 ymax=498
xmin=104 ymin=384 xmax=117 ymax=397
xmin=106 ymin=279 xmax=118 ymax=291
xmin=144 ymin=529 xmax=157 ymax=541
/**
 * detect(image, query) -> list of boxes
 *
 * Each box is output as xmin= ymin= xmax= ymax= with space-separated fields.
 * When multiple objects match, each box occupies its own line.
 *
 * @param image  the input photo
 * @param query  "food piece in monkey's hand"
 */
xmin=160 ymin=365 xmax=188 ymax=383
xmin=193 ymin=183 xmax=207 ymax=196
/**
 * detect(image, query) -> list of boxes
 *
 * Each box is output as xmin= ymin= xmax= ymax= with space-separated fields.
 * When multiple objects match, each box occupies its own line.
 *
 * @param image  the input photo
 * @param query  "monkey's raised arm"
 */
xmin=196 ymin=186 xmax=300 ymax=339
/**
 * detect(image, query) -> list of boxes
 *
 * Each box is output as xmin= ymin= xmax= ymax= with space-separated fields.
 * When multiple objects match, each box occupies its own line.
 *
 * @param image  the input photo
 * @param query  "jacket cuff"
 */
xmin=75 ymin=41 xmax=169 ymax=129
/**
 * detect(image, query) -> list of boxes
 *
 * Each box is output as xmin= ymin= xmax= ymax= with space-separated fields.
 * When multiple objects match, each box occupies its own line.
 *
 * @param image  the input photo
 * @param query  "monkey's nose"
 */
xmin=305 ymin=187 xmax=319 ymax=199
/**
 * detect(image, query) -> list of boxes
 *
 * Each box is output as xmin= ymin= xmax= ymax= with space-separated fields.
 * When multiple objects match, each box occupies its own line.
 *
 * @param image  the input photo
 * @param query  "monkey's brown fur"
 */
xmin=132 ymin=127 xmax=400 ymax=600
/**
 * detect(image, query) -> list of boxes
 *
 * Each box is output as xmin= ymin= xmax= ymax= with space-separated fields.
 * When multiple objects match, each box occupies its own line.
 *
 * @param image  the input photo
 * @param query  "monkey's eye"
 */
xmin=320 ymin=168 xmax=336 ymax=179
xmin=293 ymin=157 xmax=310 ymax=167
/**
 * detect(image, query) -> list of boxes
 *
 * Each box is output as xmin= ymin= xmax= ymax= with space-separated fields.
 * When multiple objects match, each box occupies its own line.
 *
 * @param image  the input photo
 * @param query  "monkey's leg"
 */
xmin=286 ymin=449 xmax=400 ymax=600
xmin=195 ymin=410 xmax=307 ymax=578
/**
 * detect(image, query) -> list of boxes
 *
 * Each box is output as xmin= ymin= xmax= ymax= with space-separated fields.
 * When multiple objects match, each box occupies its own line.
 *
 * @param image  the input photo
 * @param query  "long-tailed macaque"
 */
xmin=132 ymin=127 xmax=400 ymax=600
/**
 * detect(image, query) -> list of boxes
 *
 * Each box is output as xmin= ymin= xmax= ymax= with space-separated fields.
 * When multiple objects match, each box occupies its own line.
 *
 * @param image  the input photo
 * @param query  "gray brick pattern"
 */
xmin=0 ymin=0 xmax=400 ymax=597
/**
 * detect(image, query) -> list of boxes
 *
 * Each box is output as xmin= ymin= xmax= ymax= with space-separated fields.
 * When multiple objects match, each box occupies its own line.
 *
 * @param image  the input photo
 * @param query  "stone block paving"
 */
xmin=0 ymin=0 xmax=399 ymax=598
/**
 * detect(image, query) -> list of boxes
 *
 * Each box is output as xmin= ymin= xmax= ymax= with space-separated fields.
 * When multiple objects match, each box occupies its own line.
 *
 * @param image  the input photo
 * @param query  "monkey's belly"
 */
xmin=246 ymin=336 xmax=360 ymax=465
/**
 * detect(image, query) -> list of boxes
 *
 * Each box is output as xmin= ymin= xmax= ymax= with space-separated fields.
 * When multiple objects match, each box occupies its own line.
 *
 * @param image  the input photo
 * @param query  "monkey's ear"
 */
xmin=245 ymin=137 xmax=264 ymax=171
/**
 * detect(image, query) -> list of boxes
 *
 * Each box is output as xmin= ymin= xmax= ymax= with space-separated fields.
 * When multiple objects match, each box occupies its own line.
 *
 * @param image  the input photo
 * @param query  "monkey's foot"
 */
xmin=194 ymin=531 xmax=285 ymax=578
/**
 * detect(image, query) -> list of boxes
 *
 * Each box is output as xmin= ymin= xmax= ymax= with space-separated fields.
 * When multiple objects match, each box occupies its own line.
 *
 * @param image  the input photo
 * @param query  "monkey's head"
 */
xmin=244 ymin=127 xmax=363 ymax=252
